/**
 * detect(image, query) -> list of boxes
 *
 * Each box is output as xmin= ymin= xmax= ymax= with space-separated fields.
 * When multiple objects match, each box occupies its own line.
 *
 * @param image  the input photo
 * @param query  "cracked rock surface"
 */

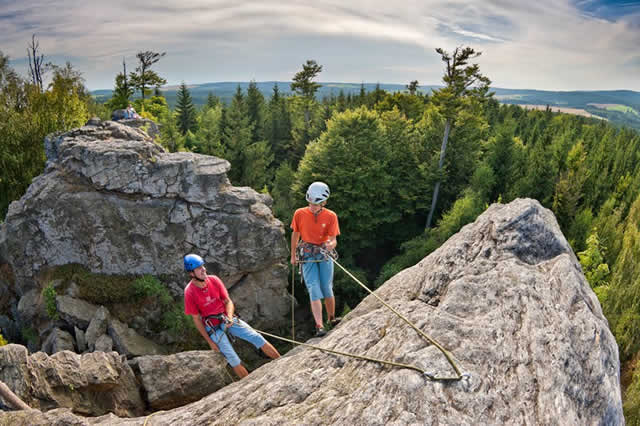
xmin=1 ymin=199 xmax=623 ymax=425
xmin=0 ymin=119 xmax=289 ymax=329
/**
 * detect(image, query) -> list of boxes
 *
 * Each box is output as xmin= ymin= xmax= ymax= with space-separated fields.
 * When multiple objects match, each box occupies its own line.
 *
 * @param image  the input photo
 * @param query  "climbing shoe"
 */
xmin=329 ymin=317 xmax=342 ymax=326
xmin=315 ymin=327 xmax=327 ymax=337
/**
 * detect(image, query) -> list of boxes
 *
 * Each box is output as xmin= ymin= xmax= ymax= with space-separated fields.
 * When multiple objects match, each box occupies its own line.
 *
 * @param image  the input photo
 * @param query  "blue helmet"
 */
xmin=184 ymin=254 xmax=205 ymax=272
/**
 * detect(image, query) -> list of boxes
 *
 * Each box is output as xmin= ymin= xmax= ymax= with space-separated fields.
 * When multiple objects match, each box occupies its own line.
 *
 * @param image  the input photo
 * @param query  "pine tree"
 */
xmin=264 ymin=84 xmax=292 ymax=167
xmin=425 ymin=46 xmax=492 ymax=228
xmin=291 ymin=60 xmax=322 ymax=99
xmin=129 ymin=51 xmax=166 ymax=102
xmin=246 ymin=80 xmax=265 ymax=142
xmin=175 ymin=82 xmax=198 ymax=135
xmin=222 ymin=86 xmax=253 ymax=184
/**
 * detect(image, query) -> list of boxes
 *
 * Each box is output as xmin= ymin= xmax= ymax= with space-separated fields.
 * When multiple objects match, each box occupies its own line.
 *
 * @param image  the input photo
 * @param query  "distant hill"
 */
xmin=92 ymin=82 xmax=640 ymax=131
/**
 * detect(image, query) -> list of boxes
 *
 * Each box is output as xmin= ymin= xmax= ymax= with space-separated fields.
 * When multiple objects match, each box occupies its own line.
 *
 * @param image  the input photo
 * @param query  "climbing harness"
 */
xmin=264 ymin=247 xmax=467 ymax=382
xmin=204 ymin=314 xmax=237 ymax=344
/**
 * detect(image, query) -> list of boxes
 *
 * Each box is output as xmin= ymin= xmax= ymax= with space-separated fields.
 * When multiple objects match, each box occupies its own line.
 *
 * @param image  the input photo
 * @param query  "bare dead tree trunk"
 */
xmin=426 ymin=117 xmax=452 ymax=229
xmin=0 ymin=380 xmax=34 ymax=411
xmin=27 ymin=34 xmax=45 ymax=92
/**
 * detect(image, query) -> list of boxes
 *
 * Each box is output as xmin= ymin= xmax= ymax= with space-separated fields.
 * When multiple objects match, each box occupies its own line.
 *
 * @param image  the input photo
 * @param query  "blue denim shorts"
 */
xmin=205 ymin=317 xmax=267 ymax=367
xmin=301 ymin=253 xmax=334 ymax=301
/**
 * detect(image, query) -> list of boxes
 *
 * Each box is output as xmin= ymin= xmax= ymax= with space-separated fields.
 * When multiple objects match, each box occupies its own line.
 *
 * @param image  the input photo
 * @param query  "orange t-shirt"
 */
xmin=291 ymin=207 xmax=340 ymax=245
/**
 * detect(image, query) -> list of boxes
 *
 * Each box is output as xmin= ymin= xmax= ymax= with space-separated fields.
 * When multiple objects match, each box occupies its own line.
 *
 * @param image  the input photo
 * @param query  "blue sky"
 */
xmin=1 ymin=0 xmax=639 ymax=91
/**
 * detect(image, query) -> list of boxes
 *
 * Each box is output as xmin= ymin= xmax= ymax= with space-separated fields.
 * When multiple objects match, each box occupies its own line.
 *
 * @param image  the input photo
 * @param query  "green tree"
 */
xmin=552 ymin=141 xmax=589 ymax=231
xmin=221 ymin=87 xmax=273 ymax=189
xmin=106 ymin=58 xmax=133 ymax=111
xmin=406 ymin=80 xmax=419 ymax=95
xmin=577 ymin=230 xmax=610 ymax=288
xmin=291 ymin=60 xmax=323 ymax=98
xmin=193 ymin=103 xmax=224 ymax=156
xmin=175 ymin=82 xmax=198 ymax=135
xmin=246 ymin=80 xmax=265 ymax=142
xmin=264 ymin=84 xmax=292 ymax=168
xmin=0 ymin=57 xmax=89 ymax=219
xmin=129 ymin=51 xmax=166 ymax=102
xmin=426 ymin=46 xmax=492 ymax=228
xmin=158 ymin=112 xmax=184 ymax=152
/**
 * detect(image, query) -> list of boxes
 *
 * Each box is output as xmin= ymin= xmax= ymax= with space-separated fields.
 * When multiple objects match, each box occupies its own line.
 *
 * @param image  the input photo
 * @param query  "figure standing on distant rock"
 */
xmin=290 ymin=182 xmax=341 ymax=337
xmin=125 ymin=104 xmax=139 ymax=119
xmin=183 ymin=254 xmax=280 ymax=379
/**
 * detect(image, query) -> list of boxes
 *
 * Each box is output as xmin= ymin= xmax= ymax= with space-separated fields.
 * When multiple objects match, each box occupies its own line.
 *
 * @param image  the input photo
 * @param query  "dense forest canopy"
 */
xmin=3 ymin=45 xmax=640 ymax=420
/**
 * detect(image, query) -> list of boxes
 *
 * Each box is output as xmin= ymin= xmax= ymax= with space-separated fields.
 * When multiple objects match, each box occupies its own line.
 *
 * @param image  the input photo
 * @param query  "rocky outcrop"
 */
xmin=128 ymin=351 xmax=233 ymax=410
xmin=0 ymin=344 xmax=144 ymax=417
xmin=0 ymin=344 xmax=233 ymax=417
xmin=0 ymin=119 xmax=290 ymax=350
xmin=0 ymin=199 xmax=623 ymax=425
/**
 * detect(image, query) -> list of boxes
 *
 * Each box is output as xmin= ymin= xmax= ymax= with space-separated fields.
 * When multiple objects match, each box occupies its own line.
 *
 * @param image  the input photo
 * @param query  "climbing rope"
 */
xmin=291 ymin=265 xmax=295 ymax=341
xmin=272 ymin=249 xmax=465 ymax=382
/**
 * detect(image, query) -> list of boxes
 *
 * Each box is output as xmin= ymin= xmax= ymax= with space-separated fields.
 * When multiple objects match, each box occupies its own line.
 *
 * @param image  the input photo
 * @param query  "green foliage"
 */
xmin=129 ymin=51 xmax=166 ymax=101
xmin=105 ymin=71 xmax=134 ymax=111
xmin=0 ymin=333 xmax=7 ymax=346
xmin=577 ymin=230 xmax=610 ymax=288
xmin=133 ymin=275 xmax=172 ymax=306
xmin=42 ymin=283 xmax=59 ymax=320
xmin=21 ymin=327 xmax=38 ymax=346
xmin=624 ymin=365 xmax=640 ymax=424
xmin=271 ymin=162 xmax=296 ymax=224
xmin=377 ymin=190 xmax=486 ymax=284
xmin=566 ymin=207 xmax=593 ymax=251
xmin=192 ymin=104 xmax=224 ymax=156
xmin=160 ymin=303 xmax=201 ymax=348
xmin=221 ymin=86 xmax=274 ymax=189
xmin=264 ymin=84 xmax=292 ymax=170
xmin=176 ymin=82 xmax=198 ymax=135
xmin=291 ymin=59 xmax=323 ymax=99
xmin=158 ymin=112 xmax=185 ymax=152
xmin=0 ymin=55 xmax=90 ymax=219
xmin=294 ymin=107 xmax=421 ymax=262
xmin=50 ymin=264 xmax=138 ymax=305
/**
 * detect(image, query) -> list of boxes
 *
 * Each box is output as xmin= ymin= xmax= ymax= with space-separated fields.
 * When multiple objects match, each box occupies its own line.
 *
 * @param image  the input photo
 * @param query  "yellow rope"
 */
xmin=143 ymin=411 xmax=159 ymax=425
xmin=291 ymin=265 xmax=295 ymax=341
xmin=261 ymin=252 xmax=465 ymax=381
xmin=329 ymin=256 xmax=463 ymax=379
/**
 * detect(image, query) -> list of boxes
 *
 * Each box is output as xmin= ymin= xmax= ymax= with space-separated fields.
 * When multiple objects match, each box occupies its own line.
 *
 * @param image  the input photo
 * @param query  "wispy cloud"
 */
xmin=0 ymin=0 xmax=638 ymax=90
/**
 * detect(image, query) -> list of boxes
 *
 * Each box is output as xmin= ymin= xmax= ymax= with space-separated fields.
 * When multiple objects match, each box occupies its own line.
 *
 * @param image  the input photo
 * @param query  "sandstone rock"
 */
xmin=1 ymin=199 xmax=622 ymax=424
xmin=0 ymin=344 xmax=144 ymax=417
xmin=56 ymin=296 xmax=99 ymax=330
xmin=42 ymin=327 xmax=75 ymax=354
xmin=0 ymin=119 xmax=289 ymax=348
xmin=94 ymin=334 xmax=113 ymax=352
xmin=108 ymin=318 xmax=165 ymax=358
xmin=0 ymin=344 xmax=30 ymax=402
xmin=16 ymin=289 xmax=41 ymax=325
xmin=85 ymin=306 xmax=109 ymax=351
xmin=75 ymin=326 xmax=87 ymax=353
xmin=129 ymin=350 xmax=233 ymax=410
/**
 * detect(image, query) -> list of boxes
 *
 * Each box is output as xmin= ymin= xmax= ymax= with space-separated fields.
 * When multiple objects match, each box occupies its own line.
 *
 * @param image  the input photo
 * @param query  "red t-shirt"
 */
xmin=184 ymin=275 xmax=229 ymax=326
xmin=291 ymin=207 xmax=340 ymax=245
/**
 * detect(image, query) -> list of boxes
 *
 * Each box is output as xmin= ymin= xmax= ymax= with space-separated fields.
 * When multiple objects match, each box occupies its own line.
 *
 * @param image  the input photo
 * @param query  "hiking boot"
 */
xmin=315 ymin=327 xmax=327 ymax=337
xmin=329 ymin=317 xmax=342 ymax=326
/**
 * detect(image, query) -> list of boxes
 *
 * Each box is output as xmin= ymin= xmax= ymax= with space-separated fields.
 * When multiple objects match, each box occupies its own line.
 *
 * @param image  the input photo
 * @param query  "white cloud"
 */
xmin=1 ymin=0 xmax=638 ymax=90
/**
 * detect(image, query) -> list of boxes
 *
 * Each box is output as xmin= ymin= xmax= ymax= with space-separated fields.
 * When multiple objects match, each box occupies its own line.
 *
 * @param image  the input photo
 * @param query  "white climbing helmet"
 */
xmin=306 ymin=182 xmax=330 ymax=204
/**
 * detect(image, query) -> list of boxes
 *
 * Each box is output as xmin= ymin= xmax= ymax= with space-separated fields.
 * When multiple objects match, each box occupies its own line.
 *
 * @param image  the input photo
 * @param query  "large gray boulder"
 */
xmin=0 ymin=199 xmax=622 ymax=425
xmin=128 ymin=351 xmax=233 ymax=410
xmin=0 ymin=344 xmax=144 ymax=417
xmin=0 ymin=119 xmax=290 ymax=344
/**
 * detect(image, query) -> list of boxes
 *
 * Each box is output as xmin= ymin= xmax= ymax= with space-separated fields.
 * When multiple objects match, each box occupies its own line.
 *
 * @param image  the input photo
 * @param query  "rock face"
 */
xmin=128 ymin=351 xmax=233 ymax=410
xmin=0 ymin=344 xmax=144 ymax=417
xmin=0 ymin=119 xmax=290 ymax=346
xmin=1 ymin=199 xmax=623 ymax=425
